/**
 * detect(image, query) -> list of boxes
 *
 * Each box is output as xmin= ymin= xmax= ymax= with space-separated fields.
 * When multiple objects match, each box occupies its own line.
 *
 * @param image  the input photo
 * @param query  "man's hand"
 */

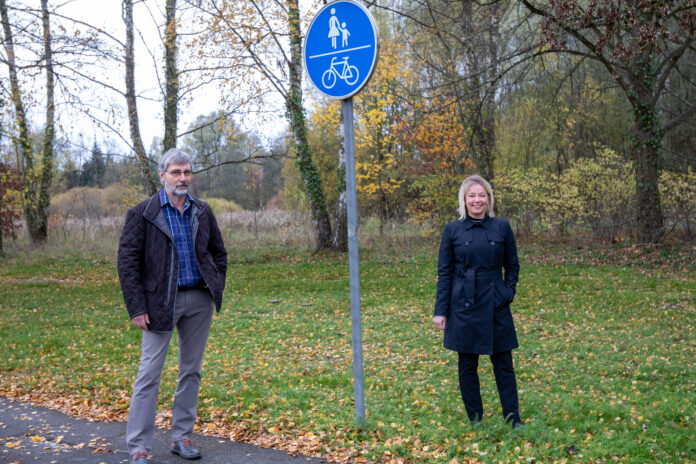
xmin=433 ymin=315 xmax=446 ymax=331
xmin=131 ymin=313 xmax=150 ymax=330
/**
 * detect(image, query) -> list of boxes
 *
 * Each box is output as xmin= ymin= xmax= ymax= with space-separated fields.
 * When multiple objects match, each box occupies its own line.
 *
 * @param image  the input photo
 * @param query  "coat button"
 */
xmin=490 ymin=282 xmax=494 ymax=287
xmin=465 ymin=303 xmax=470 ymax=307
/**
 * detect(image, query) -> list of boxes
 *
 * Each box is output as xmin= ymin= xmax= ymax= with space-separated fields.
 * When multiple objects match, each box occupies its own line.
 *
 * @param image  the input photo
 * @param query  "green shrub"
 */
xmin=660 ymin=168 xmax=696 ymax=239
xmin=561 ymin=147 xmax=635 ymax=240
xmin=201 ymin=196 xmax=242 ymax=215
xmin=407 ymin=172 xmax=463 ymax=234
xmin=496 ymin=148 xmax=636 ymax=241
xmin=50 ymin=185 xmax=146 ymax=219
xmin=494 ymin=168 xmax=543 ymax=236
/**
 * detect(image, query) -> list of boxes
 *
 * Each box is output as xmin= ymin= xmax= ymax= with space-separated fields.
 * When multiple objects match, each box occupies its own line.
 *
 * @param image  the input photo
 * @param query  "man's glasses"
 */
xmin=167 ymin=170 xmax=193 ymax=178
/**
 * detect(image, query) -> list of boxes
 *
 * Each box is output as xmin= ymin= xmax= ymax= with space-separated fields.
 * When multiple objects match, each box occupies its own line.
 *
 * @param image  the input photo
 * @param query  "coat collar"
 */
xmin=462 ymin=214 xmax=491 ymax=230
xmin=158 ymin=187 xmax=194 ymax=211
xmin=143 ymin=189 xmax=203 ymax=221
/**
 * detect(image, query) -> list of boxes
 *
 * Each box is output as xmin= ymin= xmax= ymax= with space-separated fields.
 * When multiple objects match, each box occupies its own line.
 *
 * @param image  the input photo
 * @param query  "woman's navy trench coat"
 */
xmin=434 ymin=216 xmax=520 ymax=355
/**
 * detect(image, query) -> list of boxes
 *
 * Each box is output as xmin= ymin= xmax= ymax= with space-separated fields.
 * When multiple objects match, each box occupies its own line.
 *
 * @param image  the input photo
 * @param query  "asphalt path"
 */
xmin=0 ymin=397 xmax=328 ymax=464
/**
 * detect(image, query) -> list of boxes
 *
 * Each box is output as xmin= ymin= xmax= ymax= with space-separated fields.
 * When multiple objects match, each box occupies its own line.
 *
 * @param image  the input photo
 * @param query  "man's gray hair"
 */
xmin=158 ymin=148 xmax=193 ymax=173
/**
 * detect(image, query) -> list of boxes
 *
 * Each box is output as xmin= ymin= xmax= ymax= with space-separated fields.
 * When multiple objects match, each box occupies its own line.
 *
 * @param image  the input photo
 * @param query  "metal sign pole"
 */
xmin=303 ymin=0 xmax=378 ymax=430
xmin=342 ymin=96 xmax=365 ymax=427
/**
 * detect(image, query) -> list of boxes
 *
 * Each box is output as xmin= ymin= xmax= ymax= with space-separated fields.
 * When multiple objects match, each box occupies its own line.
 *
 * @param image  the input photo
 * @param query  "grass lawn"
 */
xmin=0 ymin=244 xmax=694 ymax=463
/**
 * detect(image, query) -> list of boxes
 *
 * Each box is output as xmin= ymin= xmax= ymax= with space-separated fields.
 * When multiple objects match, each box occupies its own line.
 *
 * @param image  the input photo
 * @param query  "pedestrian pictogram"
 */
xmin=304 ymin=0 xmax=379 ymax=99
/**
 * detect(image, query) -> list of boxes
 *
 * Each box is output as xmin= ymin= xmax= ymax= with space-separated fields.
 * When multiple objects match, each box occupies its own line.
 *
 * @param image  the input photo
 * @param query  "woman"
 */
xmin=328 ymin=9 xmax=340 ymax=49
xmin=433 ymin=175 xmax=522 ymax=427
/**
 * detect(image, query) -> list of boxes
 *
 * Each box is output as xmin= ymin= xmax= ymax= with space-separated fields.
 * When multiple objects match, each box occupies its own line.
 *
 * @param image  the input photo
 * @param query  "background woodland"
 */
xmin=2 ymin=0 xmax=696 ymax=253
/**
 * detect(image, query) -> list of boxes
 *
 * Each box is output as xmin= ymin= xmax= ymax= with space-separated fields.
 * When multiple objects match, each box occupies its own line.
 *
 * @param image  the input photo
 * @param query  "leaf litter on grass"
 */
xmin=1 ymin=245 xmax=695 ymax=463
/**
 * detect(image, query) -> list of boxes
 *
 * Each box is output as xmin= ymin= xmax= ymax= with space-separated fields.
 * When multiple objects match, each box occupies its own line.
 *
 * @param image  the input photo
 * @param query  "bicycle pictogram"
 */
xmin=322 ymin=56 xmax=359 ymax=89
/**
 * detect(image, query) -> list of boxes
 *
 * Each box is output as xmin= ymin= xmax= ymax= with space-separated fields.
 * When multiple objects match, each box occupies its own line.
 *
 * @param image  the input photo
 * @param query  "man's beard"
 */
xmin=173 ymin=184 xmax=189 ymax=196
xmin=166 ymin=182 xmax=189 ymax=197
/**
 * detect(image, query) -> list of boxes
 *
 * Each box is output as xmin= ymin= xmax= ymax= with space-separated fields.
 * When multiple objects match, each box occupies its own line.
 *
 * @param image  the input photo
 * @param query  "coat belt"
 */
xmin=454 ymin=269 xmax=503 ymax=306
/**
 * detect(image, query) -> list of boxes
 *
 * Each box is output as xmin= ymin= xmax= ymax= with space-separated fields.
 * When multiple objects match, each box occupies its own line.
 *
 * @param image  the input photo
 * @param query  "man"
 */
xmin=117 ymin=148 xmax=227 ymax=463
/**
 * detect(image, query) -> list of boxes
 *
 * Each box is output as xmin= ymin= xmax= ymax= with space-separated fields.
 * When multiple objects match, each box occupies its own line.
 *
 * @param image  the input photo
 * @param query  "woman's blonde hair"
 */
xmin=457 ymin=175 xmax=495 ymax=219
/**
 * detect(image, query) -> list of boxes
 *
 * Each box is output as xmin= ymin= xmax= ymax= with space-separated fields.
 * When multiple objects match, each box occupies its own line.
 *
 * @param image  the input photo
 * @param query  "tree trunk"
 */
xmin=163 ymin=0 xmax=178 ymax=152
xmin=1 ymin=0 xmax=54 ymax=244
xmin=631 ymin=122 xmax=664 ymax=243
xmin=332 ymin=105 xmax=348 ymax=251
xmin=376 ymin=120 xmax=387 ymax=235
xmin=123 ymin=0 xmax=158 ymax=195
xmin=286 ymin=0 xmax=332 ymax=250
xmin=1 ymin=0 xmax=33 ymax=239
xmin=36 ymin=0 xmax=55 ymax=243
xmin=461 ymin=0 xmax=499 ymax=181
xmin=628 ymin=55 xmax=664 ymax=243
xmin=0 ymin=164 xmax=3 ymax=255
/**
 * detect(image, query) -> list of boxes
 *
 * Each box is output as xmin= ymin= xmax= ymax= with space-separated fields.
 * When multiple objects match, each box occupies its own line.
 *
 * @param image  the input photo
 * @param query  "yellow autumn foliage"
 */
xmin=495 ymin=147 xmax=696 ymax=241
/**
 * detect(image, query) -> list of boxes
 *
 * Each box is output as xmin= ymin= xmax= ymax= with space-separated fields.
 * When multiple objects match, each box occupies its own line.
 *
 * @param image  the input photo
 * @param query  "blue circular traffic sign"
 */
xmin=303 ymin=0 xmax=379 ymax=99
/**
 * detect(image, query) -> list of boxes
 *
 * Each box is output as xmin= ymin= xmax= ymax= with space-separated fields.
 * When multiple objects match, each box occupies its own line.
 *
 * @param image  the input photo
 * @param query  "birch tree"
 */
xmin=163 ymin=0 xmax=178 ymax=152
xmin=332 ymin=106 xmax=348 ymax=251
xmin=188 ymin=0 xmax=334 ymax=250
xmin=0 ymin=0 xmax=55 ymax=244
xmin=123 ymin=0 xmax=159 ymax=195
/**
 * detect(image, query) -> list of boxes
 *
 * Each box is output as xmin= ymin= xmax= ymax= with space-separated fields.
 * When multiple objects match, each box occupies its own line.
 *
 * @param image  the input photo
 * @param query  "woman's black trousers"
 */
xmin=457 ymin=351 xmax=520 ymax=425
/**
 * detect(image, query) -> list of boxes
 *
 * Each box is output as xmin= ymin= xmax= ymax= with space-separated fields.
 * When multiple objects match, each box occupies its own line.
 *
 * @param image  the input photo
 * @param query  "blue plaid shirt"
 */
xmin=159 ymin=188 xmax=202 ymax=287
